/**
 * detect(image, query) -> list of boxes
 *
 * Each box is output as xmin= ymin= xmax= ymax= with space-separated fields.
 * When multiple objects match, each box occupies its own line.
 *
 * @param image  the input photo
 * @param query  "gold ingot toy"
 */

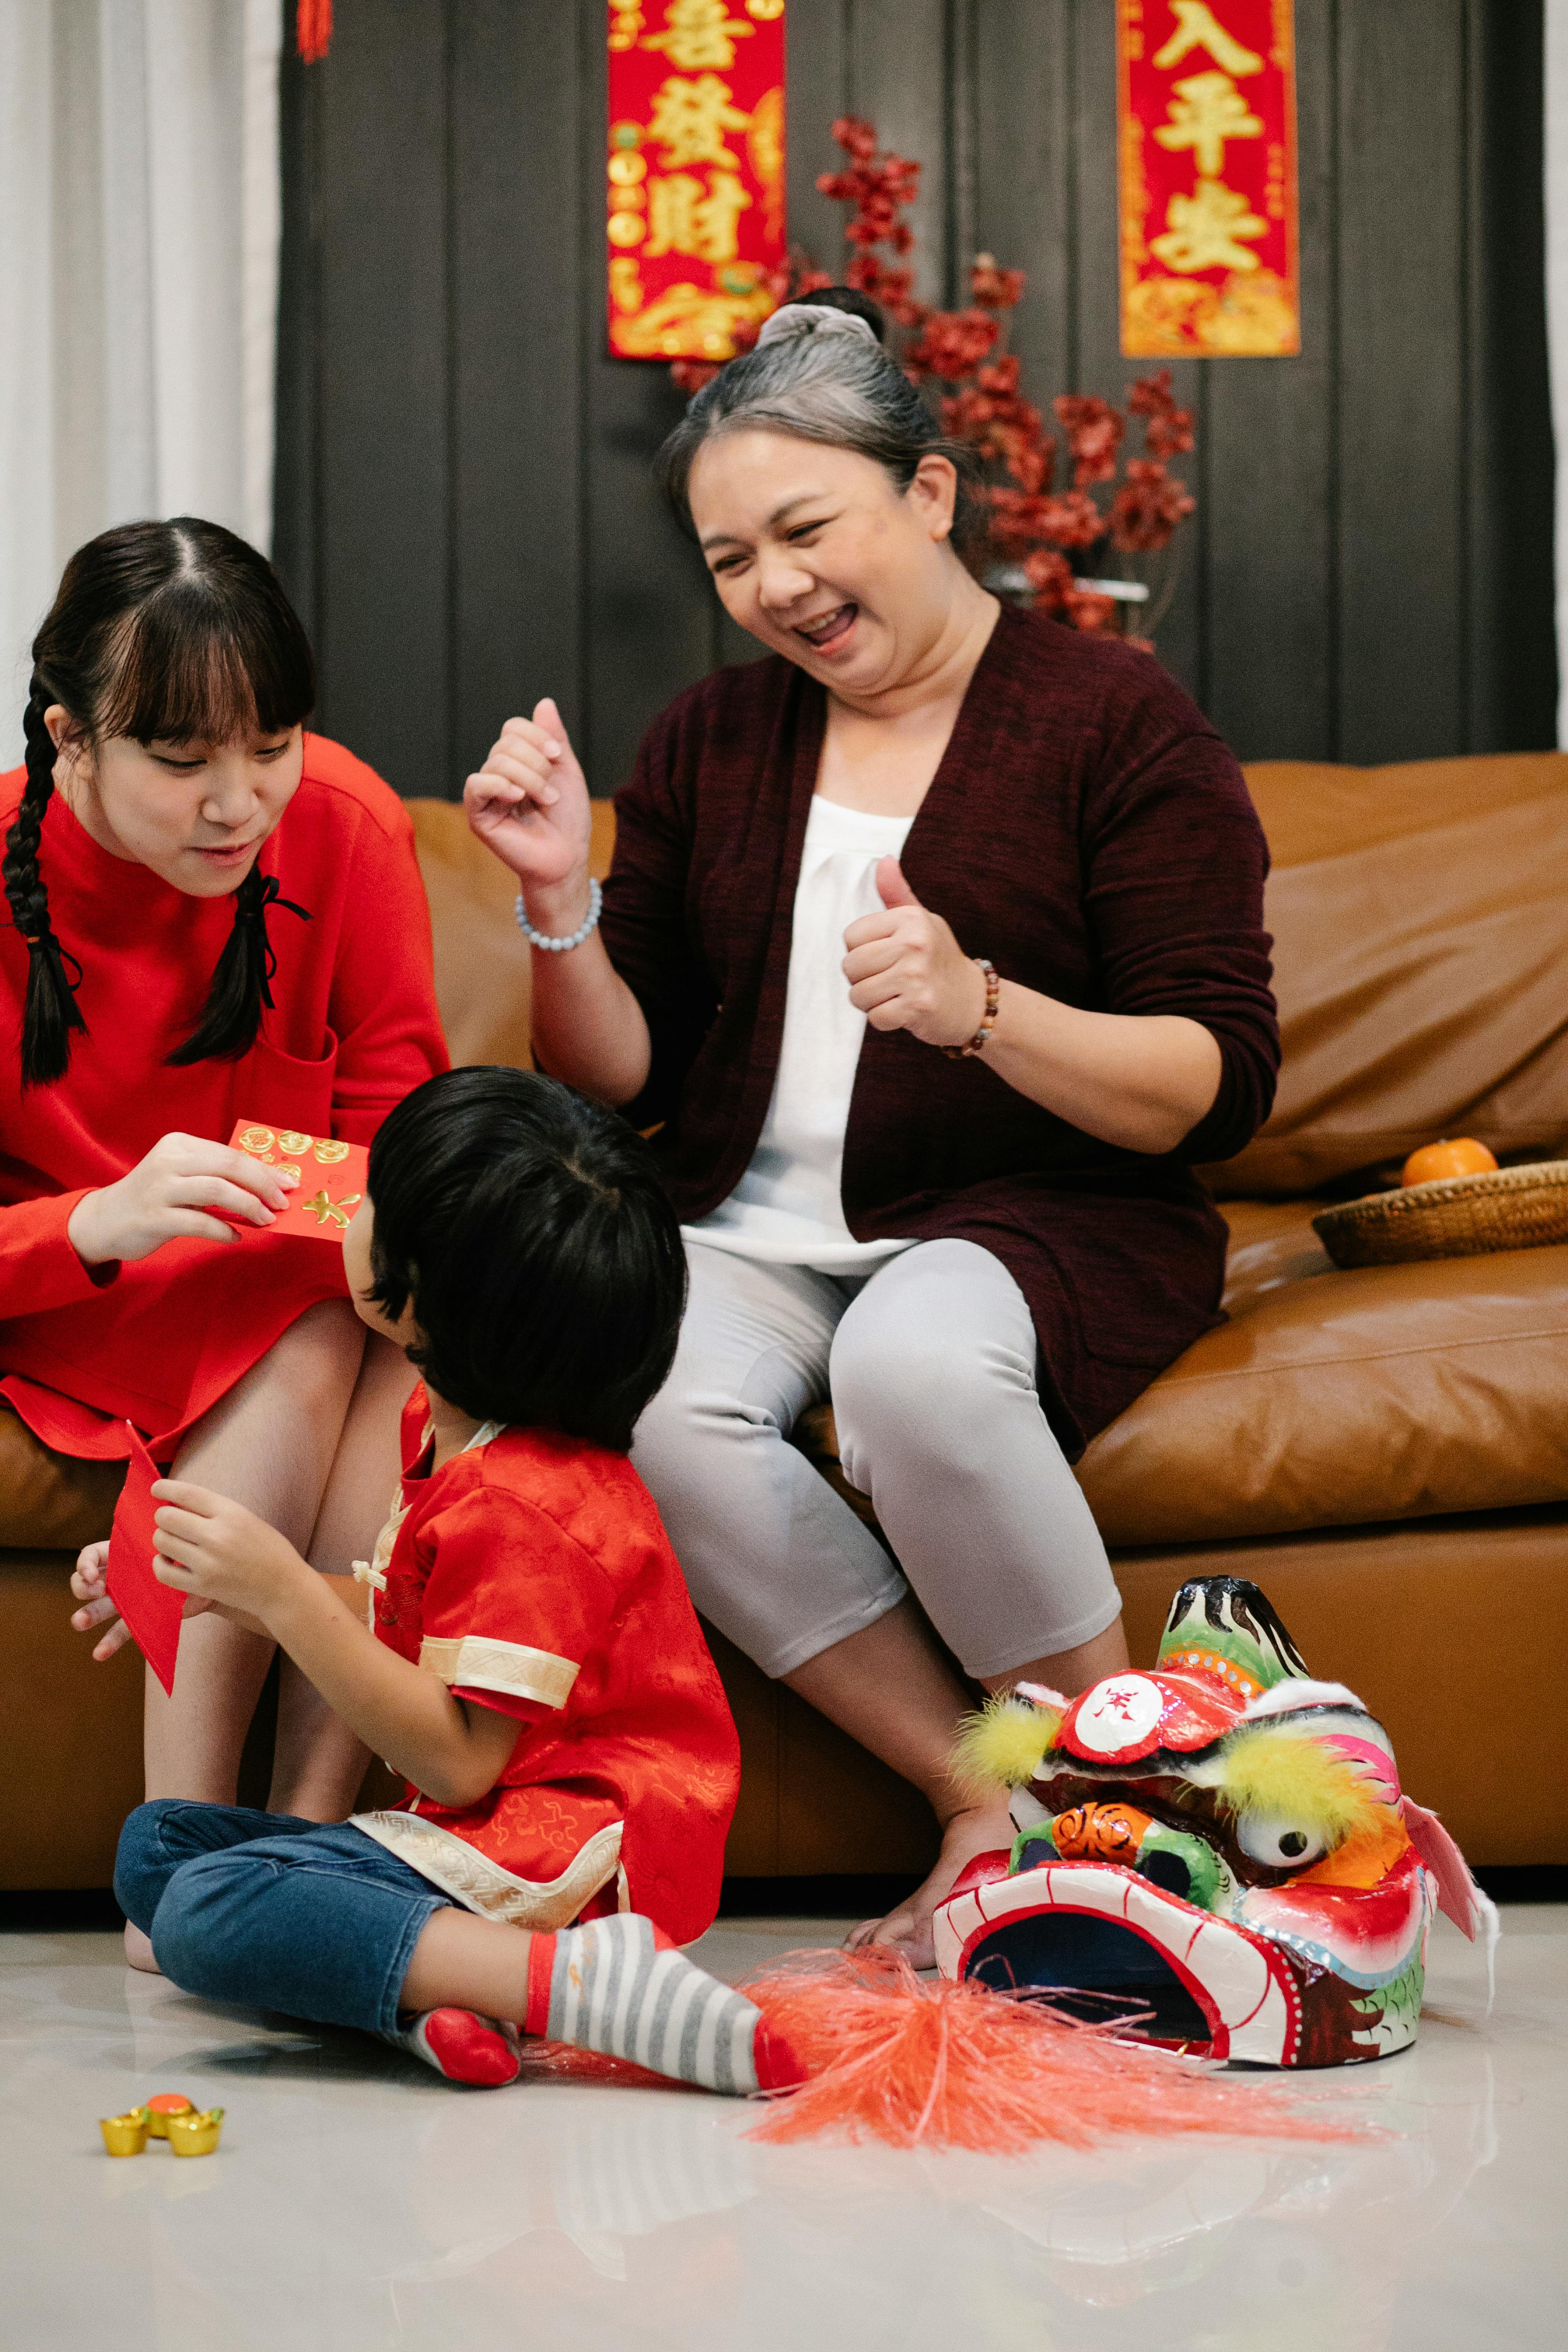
xmin=166 ymin=2106 xmax=224 ymax=2158
xmin=99 ymin=2106 xmax=150 ymax=2157
xmin=145 ymin=2091 xmax=194 ymax=2138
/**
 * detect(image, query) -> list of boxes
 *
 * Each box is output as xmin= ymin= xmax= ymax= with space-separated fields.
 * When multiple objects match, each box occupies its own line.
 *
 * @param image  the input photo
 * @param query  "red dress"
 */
xmin=0 ymin=734 xmax=448 ymax=1461
xmin=351 ymin=1391 xmax=740 ymax=1944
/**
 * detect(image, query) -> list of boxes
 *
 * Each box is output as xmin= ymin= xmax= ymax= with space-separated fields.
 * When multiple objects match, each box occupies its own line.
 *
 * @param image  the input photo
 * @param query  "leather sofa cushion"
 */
xmin=1076 ymin=1201 xmax=1568 ymax=1544
xmin=0 ymin=1407 xmax=124 ymax=1552
xmin=796 ymin=1198 xmax=1568 ymax=1550
xmin=1210 ymin=753 xmax=1568 ymax=1195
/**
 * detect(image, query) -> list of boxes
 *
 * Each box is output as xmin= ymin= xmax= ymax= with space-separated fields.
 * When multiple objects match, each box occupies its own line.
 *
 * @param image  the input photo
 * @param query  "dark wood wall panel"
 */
xmin=974 ymin=2 xmax=1075 ymax=406
xmin=312 ymin=0 xmax=451 ymax=796
xmin=850 ymin=0 xmax=951 ymax=303
xmin=450 ymin=2 xmax=586 ymax=787
xmin=1463 ymin=0 xmax=1557 ymax=754
xmin=1336 ymin=0 xmax=1468 ymax=764
xmin=275 ymin=0 xmax=1555 ymax=798
xmin=1203 ymin=0 xmax=1337 ymax=761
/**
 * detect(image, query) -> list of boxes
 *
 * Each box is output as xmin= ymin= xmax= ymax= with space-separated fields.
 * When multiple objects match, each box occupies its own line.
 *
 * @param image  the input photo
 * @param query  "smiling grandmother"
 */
xmin=463 ymin=289 xmax=1280 ymax=1962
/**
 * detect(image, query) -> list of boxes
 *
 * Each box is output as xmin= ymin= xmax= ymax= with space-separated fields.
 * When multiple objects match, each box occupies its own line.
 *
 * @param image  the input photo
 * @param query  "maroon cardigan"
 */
xmin=600 ymin=604 xmax=1279 ymax=1456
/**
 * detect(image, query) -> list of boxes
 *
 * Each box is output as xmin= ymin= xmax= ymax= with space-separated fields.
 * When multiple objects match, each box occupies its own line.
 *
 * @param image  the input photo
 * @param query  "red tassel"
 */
xmin=741 ymin=1948 xmax=1371 ymax=2154
xmin=297 ymin=0 xmax=332 ymax=63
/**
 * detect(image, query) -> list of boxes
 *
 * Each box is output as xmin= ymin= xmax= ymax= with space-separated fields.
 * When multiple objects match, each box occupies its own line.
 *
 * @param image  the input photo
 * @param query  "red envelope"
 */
xmin=224 ymin=1120 xmax=369 ymax=1239
xmin=105 ymin=1428 xmax=185 ymax=1696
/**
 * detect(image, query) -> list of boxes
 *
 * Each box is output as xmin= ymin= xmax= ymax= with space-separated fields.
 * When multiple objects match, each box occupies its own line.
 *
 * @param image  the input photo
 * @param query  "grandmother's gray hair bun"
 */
xmin=754 ymin=302 xmax=880 ymax=352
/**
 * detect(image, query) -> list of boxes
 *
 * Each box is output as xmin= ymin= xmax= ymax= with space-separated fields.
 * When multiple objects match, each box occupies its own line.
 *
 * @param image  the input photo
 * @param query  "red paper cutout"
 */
xmin=224 ymin=1120 xmax=369 ymax=1240
xmin=106 ymin=1428 xmax=185 ymax=1695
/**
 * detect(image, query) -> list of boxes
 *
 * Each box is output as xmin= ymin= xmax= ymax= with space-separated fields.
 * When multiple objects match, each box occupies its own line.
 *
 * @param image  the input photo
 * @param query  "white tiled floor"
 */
xmin=2 ymin=1907 xmax=1562 ymax=2350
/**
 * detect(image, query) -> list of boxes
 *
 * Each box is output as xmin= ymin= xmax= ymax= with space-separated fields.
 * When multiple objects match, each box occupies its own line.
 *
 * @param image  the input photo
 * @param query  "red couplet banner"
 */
xmin=1118 ymin=0 xmax=1300 ymax=358
xmin=606 ymin=0 xmax=787 ymax=361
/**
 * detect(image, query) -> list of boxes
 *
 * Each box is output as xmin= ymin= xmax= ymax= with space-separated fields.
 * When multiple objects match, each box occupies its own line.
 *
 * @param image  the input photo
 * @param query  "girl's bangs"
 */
xmin=95 ymin=580 xmax=315 ymax=748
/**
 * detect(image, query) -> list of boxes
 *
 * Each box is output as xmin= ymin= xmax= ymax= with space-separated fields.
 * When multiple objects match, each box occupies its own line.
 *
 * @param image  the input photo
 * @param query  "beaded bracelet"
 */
xmin=942 ymin=957 xmax=1001 ymax=1059
xmin=514 ymin=876 xmax=603 ymax=952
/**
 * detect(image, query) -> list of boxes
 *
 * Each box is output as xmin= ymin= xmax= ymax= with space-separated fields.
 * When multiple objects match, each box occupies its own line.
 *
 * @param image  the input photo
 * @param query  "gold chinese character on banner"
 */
xmin=1152 ymin=0 xmax=1263 ymax=77
xmin=1154 ymin=71 xmax=1263 ymax=177
xmin=646 ymin=168 xmax=751 ymax=260
xmin=1150 ymin=176 xmax=1267 ymax=273
xmin=643 ymin=0 xmax=755 ymax=70
xmin=645 ymin=72 xmax=751 ymax=168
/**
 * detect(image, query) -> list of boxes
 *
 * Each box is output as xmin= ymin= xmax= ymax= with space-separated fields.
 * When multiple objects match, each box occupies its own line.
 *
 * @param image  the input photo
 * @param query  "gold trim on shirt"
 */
xmin=418 ymin=1633 xmax=579 ymax=1710
xmin=351 ymin=1812 xmax=623 ymax=1928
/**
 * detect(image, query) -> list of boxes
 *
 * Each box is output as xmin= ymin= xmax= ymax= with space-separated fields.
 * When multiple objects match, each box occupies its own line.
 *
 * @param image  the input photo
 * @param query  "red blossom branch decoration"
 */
xmin=666 ymin=119 xmax=1198 ymax=636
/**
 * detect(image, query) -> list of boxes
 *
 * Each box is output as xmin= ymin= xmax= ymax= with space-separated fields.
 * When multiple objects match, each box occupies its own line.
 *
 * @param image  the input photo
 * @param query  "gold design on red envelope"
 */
xmin=226 ymin=1121 xmax=368 ymax=1235
xmin=302 ymin=1189 xmax=362 ymax=1229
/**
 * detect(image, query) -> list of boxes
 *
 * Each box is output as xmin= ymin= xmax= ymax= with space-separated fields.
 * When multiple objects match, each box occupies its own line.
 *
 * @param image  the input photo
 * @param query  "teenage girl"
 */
xmin=5 ymin=518 xmax=447 ymax=1959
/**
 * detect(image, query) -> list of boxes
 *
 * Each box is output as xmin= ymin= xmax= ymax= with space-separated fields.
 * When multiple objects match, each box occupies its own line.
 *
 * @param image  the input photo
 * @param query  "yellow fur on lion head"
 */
xmin=953 ymin=1693 xmax=1063 ymax=1790
xmin=1213 ymin=1726 xmax=1384 ymax=1845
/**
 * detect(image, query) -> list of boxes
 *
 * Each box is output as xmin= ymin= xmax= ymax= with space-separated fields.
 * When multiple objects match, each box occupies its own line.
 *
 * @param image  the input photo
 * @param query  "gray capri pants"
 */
xmin=631 ymin=1236 xmax=1121 ymax=1683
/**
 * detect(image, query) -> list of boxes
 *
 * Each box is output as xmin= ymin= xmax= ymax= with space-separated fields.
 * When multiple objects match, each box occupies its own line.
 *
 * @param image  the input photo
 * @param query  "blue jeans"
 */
xmin=115 ymin=1799 xmax=454 ymax=2039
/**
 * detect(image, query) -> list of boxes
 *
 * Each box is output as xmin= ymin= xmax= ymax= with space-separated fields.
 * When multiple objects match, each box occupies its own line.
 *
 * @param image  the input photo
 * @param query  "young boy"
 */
xmin=98 ymin=1068 xmax=803 ymax=2095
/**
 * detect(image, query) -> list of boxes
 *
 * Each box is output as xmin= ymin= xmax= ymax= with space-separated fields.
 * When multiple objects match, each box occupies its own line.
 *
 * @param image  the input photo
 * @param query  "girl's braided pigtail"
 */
xmin=3 ymin=688 xmax=87 ymax=1086
xmin=167 ymin=861 xmax=309 ymax=1066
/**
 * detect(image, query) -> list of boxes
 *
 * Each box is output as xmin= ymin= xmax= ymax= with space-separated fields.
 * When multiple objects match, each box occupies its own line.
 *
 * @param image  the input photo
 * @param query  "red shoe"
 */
xmin=403 ymin=2007 xmax=522 ymax=2087
xmin=752 ymin=2017 xmax=809 ymax=2093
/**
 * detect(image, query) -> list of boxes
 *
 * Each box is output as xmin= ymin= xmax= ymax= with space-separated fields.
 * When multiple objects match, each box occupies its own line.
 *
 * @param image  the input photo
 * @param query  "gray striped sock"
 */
xmin=543 ymin=1915 xmax=769 ymax=2095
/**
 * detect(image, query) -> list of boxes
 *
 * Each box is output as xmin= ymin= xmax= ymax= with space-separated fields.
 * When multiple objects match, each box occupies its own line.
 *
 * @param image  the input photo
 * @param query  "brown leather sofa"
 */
xmin=6 ymin=754 xmax=1566 ymax=1891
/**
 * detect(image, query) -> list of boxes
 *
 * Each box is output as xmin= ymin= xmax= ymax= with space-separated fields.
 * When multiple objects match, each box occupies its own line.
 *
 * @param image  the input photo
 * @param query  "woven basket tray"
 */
xmin=1312 ymin=1159 xmax=1568 ymax=1270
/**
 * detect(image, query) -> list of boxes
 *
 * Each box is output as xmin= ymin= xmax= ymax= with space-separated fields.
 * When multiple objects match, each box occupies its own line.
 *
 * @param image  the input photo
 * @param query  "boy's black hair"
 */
xmin=367 ymin=1066 xmax=687 ymax=1453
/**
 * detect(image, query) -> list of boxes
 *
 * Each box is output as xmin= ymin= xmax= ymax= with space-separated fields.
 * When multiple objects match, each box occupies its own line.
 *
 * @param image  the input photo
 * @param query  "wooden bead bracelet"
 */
xmin=943 ymin=957 xmax=1000 ymax=1059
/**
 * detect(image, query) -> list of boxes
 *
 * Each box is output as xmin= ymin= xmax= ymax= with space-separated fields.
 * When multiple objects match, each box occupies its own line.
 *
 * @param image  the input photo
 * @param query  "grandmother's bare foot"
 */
xmin=124 ymin=1921 xmax=162 ymax=1975
xmin=845 ymin=1795 xmax=1015 ymax=1972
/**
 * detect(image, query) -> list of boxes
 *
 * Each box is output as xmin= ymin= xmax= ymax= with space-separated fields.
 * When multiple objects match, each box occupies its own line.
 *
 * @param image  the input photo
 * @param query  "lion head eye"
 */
xmin=1237 ymin=1815 xmax=1328 ymax=1868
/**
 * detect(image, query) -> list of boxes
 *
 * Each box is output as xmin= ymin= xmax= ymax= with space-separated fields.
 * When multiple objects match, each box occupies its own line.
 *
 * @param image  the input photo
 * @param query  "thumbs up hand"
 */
xmin=841 ymin=857 xmax=992 ymax=1049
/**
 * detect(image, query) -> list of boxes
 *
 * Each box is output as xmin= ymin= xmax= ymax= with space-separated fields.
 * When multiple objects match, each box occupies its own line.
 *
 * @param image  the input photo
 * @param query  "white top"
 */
xmin=683 ymin=795 xmax=917 ymax=1274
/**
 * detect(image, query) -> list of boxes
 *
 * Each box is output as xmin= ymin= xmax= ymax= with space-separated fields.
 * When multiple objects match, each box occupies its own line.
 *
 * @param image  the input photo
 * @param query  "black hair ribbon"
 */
xmin=238 ymin=871 xmax=311 ymax=1009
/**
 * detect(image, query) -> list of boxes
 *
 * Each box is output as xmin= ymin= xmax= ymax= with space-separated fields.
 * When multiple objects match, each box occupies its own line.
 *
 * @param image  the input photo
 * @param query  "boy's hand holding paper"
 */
xmin=148 ymin=1480 xmax=312 ymax=1631
xmin=90 ymin=1430 xmax=189 ymax=1693
xmin=75 ymin=1432 xmax=297 ymax=1690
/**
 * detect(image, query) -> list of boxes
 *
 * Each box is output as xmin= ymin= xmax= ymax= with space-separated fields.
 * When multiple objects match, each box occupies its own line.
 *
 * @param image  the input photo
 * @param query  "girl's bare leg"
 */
xmin=126 ymin=1301 xmax=370 ymax=1969
xmin=269 ymin=1330 xmax=417 ymax=1817
xmin=143 ymin=1300 xmax=367 ymax=1803
xmin=788 ymin=1600 xmax=1130 ymax=1969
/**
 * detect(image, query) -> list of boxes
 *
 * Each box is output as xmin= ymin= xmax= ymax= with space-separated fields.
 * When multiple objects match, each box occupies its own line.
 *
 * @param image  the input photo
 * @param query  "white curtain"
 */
xmin=0 ymin=0 xmax=282 ymax=714
xmin=1547 ymin=1 xmax=1568 ymax=744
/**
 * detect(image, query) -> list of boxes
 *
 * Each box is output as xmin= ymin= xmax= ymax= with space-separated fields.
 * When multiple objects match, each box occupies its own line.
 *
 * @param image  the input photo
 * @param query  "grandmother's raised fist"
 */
xmin=464 ymin=697 xmax=591 ymax=892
